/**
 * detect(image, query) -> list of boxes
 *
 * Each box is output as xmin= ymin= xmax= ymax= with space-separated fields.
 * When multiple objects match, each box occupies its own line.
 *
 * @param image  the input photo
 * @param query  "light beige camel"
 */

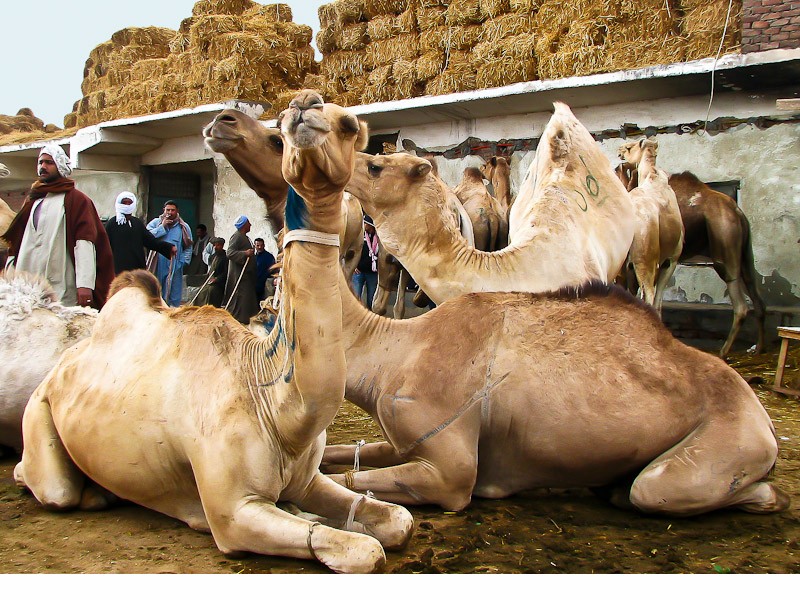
xmin=239 ymin=121 xmax=788 ymax=518
xmin=346 ymin=103 xmax=635 ymax=304
xmin=453 ymin=167 xmax=506 ymax=252
xmin=618 ymin=138 xmax=684 ymax=314
xmin=14 ymin=91 xmax=413 ymax=573
xmin=0 ymin=272 xmax=96 ymax=450
xmin=480 ymin=156 xmax=513 ymax=216
xmin=202 ymin=109 xmax=364 ymax=282
xmin=372 ymin=239 xmax=409 ymax=319
xmin=1 ymin=198 xmax=15 ymax=253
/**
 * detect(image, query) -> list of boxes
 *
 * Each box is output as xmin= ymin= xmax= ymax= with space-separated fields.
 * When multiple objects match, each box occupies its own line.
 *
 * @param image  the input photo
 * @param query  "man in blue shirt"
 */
xmin=146 ymin=201 xmax=192 ymax=307
xmin=254 ymin=237 xmax=276 ymax=302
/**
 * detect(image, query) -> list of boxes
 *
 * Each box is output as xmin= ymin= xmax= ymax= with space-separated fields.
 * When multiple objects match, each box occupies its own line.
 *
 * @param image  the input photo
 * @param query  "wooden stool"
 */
xmin=773 ymin=326 xmax=800 ymax=396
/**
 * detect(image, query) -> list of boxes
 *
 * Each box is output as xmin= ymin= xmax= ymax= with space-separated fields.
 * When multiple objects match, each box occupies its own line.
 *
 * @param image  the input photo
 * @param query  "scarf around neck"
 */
xmin=365 ymin=230 xmax=379 ymax=272
xmin=29 ymin=177 xmax=75 ymax=201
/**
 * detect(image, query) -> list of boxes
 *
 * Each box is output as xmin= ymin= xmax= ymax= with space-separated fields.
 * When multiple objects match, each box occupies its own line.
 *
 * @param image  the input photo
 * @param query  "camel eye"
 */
xmin=270 ymin=135 xmax=284 ymax=151
xmin=368 ymin=162 xmax=383 ymax=178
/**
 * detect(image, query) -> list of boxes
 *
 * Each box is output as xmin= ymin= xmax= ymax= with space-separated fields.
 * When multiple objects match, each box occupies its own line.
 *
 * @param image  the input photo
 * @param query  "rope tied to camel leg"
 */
xmin=307 ymin=521 xmax=321 ymax=561
xmin=344 ymin=469 xmax=356 ymax=490
xmin=353 ymin=439 xmax=365 ymax=472
xmin=345 ymin=494 xmax=367 ymax=532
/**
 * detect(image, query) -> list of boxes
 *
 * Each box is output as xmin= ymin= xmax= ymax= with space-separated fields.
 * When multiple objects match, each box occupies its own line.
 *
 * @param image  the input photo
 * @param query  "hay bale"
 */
xmin=192 ymin=0 xmax=256 ymax=16
xmin=476 ymin=57 xmax=536 ymax=88
xmin=391 ymin=58 xmax=418 ymax=98
xmin=479 ymin=0 xmax=510 ymax=18
xmin=320 ymin=49 xmax=374 ymax=78
xmin=364 ymin=0 xmax=411 ymax=18
xmin=426 ymin=50 xmax=476 ymax=95
xmin=366 ymin=9 xmax=416 ymax=39
xmin=445 ymin=0 xmax=483 ymax=26
xmin=366 ymin=33 xmax=419 ymax=66
xmin=682 ymin=0 xmax=742 ymax=61
xmin=416 ymin=6 xmax=447 ymax=30
xmin=327 ymin=0 xmax=368 ymax=26
xmin=244 ymin=3 xmax=293 ymax=21
xmin=364 ymin=64 xmax=394 ymax=103
xmin=415 ymin=50 xmax=445 ymax=80
xmin=480 ymin=11 xmax=533 ymax=44
xmin=336 ymin=22 xmax=370 ymax=50
xmin=508 ymin=0 xmax=541 ymax=12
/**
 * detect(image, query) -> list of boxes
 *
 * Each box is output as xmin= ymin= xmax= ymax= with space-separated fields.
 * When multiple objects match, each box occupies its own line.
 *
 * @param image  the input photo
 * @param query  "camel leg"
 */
xmin=328 ymin=457 xmax=477 ymax=511
xmin=720 ymin=278 xmax=749 ymax=358
xmin=393 ymin=268 xmax=408 ymax=319
xmin=294 ymin=472 xmax=413 ymax=550
xmin=632 ymin=261 xmax=656 ymax=307
xmin=322 ymin=441 xmax=405 ymax=469
xmin=14 ymin=390 xmax=85 ymax=510
xmin=653 ymin=258 xmax=678 ymax=315
xmin=628 ymin=423 xmax=789 ymax=516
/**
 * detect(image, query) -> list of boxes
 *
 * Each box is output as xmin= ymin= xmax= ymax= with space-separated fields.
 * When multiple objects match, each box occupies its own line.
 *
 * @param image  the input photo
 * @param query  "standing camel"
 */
xmin=454 ymin=167 xmax=505 ymax=252
xmin=14 ymin=91 xmax=413 ymax=574
xmin=618 ymin=138 xmax=684 ymax=314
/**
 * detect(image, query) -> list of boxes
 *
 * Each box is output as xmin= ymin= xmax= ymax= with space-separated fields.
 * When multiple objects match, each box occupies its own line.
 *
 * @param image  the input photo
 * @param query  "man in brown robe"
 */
xmin=2 ymin=144 xmax=114 ymax=308
xmin=224 ymin=215 xmax=258 ymax=323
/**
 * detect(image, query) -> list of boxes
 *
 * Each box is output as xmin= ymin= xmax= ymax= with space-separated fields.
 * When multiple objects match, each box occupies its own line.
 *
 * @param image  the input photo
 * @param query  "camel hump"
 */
xmin=108 ymin=269 xmax=162 ymax=301
xmin=544 ymin=102 xmax=581 ymax=160
xmin=0 ymin=271 xmax=58 ymax=311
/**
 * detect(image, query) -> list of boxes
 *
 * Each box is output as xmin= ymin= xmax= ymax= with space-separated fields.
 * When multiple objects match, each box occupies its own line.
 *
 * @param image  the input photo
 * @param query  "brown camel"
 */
xmin=14 ymin=91 xmax=413 ymax=573
xmin=345 ymin=103 xmax=635 ymax=304
xmin=618 ymin=138 xmax=684 ymax=314
xmin=372 ymin=239 xmax=409 ymax=319
xmin=616 ymin=160 xmax=766 ymax=358
xmin=230 ymin=113 xmax=788 ymax=518
xmin=453 ymin=167 xmax=506 ymax=252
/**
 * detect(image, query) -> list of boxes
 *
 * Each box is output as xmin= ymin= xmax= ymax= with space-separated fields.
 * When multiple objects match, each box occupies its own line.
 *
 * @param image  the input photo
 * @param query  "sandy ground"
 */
xmin=1 ymin=344 xmax=799 ymax=575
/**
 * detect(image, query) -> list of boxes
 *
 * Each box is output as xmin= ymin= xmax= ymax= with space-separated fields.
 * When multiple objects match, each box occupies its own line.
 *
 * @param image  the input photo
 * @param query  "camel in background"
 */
xmin=618 ymin=138 xmax=684 ymax=314
xmin=617 ymin=156 xmax=766 ymax=358
xmin=454 ymin=167 xmax=506 ymax=251
xmin=346 ymin=103 xmax=635 ymax=304
xmin=0 ymin=273 xmax=96 ymax=451
xmin=14 ymin=91 xmax=413 ymax=574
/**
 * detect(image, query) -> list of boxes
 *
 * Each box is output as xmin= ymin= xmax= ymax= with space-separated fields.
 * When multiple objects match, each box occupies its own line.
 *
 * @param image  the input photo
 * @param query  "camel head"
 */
xmin=278 ymin=90 xmax=368 ymax=202
xmin=203 ymin=109 xmax=288 ymax=231
xmin=479 ymin=156 xmax=508 ymax=182
xmin=618 ymin=138 xmax=658 ymax=169
xmin=347 ymin=152 xmax=436 ymax=222
xmin=461 ymin=166 xmax=486 ymax=184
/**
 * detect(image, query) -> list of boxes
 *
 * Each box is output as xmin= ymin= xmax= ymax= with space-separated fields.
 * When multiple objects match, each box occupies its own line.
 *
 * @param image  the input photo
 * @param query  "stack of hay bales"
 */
xmin=0 ymin=109 xmax=67 ymax=147
xmin=313 ymin=0 xmax=742 ymax=106
xmin=64 ymin=0 xmax=316 ymax=128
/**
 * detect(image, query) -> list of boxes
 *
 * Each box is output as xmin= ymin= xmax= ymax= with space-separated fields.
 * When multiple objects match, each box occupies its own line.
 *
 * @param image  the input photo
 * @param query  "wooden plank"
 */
xmin=777 ymin=98 xmax=800 ymax=110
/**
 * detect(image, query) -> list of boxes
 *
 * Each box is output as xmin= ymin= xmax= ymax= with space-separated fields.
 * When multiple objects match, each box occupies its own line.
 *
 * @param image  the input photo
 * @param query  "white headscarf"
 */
xmin=115 ymin=191 xmax=137 ymax=225
xmin=39 ymin=143 xmax=72 ymax=177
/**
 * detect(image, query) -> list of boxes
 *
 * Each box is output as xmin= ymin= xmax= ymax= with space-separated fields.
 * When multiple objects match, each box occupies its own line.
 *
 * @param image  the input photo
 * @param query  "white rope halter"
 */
xmin=283 ymin=229 xmax=340 ymax=248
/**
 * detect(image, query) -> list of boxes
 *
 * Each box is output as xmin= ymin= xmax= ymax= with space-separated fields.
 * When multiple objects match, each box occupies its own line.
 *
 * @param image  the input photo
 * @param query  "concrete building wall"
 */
xmin=212 ymin=156 xmax=280 ymax=257
xmin=69 ymin=171 xmax=142 ymax=221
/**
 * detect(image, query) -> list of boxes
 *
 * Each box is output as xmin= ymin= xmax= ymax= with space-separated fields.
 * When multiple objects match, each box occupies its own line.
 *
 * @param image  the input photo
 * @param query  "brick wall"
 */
xmin=742 ymin=0 xmax=800 ymax=52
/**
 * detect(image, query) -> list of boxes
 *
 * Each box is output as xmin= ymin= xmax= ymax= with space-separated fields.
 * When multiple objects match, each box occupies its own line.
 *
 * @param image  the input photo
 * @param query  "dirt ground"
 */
xmin=1 ymin=343 xmax=799 ymax=575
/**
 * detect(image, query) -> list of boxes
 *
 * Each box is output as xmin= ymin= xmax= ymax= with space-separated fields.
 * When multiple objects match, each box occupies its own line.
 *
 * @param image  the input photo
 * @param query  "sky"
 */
xmin=1 ymin=0 xmax=328 ymax=127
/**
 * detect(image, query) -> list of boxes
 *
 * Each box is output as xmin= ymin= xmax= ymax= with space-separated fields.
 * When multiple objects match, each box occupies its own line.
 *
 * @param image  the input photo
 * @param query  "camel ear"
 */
xmin=639 ymin=138 xmax=647 ymax=148
xmin=490 ymin=156 xmax=498 ymax=166
xmin=410 ymin=161 xmax=431 ymax=180
xmin=356 ymin=120 xmax=369 ymax=152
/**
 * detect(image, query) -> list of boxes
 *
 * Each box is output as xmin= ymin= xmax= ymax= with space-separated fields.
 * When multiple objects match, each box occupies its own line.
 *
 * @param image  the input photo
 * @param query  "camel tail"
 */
xmin=108 ymin=269 xmax=162 ymax=303
xmin=739 ymin=211 xmax=766 ymax=349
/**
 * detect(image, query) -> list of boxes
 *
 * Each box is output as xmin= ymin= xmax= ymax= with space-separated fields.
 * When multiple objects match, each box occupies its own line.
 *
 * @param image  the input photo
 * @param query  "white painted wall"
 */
xmin=72 ymin=171 xmax=142 ymax=220
xmin=212 ymin=156 xmax=279 ymax=257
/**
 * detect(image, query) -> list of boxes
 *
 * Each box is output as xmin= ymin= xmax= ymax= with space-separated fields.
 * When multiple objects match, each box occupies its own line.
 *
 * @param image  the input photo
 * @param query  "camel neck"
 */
xmin=638 ymin=152 xmax=658 ymax=181
xmin=493 ymin=169 xmax=512 ymax=211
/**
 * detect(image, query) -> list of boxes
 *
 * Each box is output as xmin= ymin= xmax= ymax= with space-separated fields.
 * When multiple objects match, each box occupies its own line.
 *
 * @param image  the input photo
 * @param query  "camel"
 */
xmin=669 ymin=171 xmax=766 ymax=358
xmin=372 ymin=239 xmax=409 ymax=319
xmin=480 ymin=156 xmax=513 ymax=216
xmin=202 ymin=109 xmax=364 ymax=282
xmin=346 ymin=103 xmax=635 ymax=304
xmin=616 ymin=161 xmax=766 ymax=358
xmin=453 ymin=167 xmax=506 ymax=252
xmin=1 ymin=198 xmax=15 ymax=263
xmin=235 ymin=116 xmax=788 ymax=519
xmin=0 ymin=272 xmax=96 ymax=451
xmin=617 ymin=138 xmax=684 ymax=314
xmin=14 ymin=91 xmax=413 ymax=574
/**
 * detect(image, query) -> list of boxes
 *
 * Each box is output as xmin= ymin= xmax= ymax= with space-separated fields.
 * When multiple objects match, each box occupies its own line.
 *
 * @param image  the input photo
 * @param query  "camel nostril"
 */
xmin=218 ymin=114 xmax=237 ymax=124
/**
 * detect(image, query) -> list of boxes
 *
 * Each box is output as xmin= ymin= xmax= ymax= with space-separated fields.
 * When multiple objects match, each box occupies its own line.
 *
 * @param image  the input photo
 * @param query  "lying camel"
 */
xmin=618 ymin=138 xmax=684 ymax=314
xmin=454 ymin=167 xmax=506 ymax=251
xmin=14 ymin=91 xmax=413 ymax=574
xmin=234 ymin=116 xmax=788 ymax=518
xmin=202 ymin=109 xmax=364 ymax=283
xmin=0 ymin=272 xmax=96 ymax=451
xmin=346 ymin=103 xmax=635 ymax=304
xmin=617 ymin=162 xmax=765 ymax=358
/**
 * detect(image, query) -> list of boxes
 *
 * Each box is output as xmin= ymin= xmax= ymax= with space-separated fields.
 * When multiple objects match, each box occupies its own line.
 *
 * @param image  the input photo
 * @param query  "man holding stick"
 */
xmin=224 ymin=215 xmax=258 ymax=323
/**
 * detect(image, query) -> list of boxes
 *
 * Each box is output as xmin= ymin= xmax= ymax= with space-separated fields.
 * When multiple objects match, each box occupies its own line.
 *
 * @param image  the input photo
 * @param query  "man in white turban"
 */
xmin=104 ymin=191 xmax=176 ymax=274
xmin=2 ymin=144 xmax=115 ymax=308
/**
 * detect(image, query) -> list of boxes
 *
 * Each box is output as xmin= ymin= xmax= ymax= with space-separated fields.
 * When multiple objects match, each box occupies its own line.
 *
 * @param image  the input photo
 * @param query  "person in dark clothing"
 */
xmin=193 ymin=237 xmax=228 ymax=307
xmin=187 ymin=223 xmax=210 ymax=277
xmin=254 ymin=237 xmax=276 ymax=302
xmin=104 ymin=192 xmax=175 ymax=275
xmin=352 ymin=215 xmax=379 ymax=310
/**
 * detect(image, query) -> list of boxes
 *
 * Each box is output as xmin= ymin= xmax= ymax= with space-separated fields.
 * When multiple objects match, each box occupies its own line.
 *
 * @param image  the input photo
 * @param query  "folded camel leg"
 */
xmin=322 ymin=440 xmax=405 ymax=470
xmin=293 ymin=471 xmax=414 ymax=551
xmin=13 ymin=388 xmax=86 ymax=510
